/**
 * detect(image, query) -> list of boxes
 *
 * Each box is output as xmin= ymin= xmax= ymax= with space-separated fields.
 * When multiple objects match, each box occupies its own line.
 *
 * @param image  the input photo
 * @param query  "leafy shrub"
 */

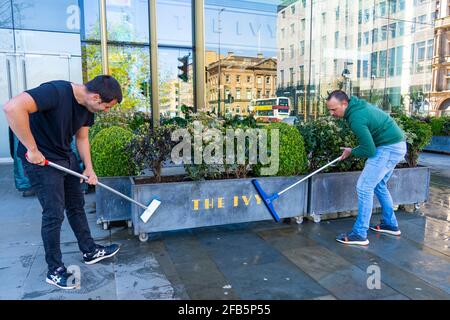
xmin=91 ymin=126 xmax=136 ymax=176
xmin=254 ymin=122 xmax=308 ymax=176
xmin=161 ymin=116 xmax=188 ymax=128
xmin=395 ymin=115 xmax=432 ymax=167
xmin=430 ymin=116 xmax=450 ymax=136
xmin=297 ymin=117 xmax=365 ymax=172
xmin=127 ymin=123 xmax=178 ymax=182
xmin=89 ymin=109 xmax=150 ymax=141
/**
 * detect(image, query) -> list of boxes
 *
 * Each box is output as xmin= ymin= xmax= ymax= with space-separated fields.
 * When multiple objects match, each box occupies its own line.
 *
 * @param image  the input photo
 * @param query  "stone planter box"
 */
xmin=423 ymin=136 xmax=450 ymax=154
xmin=308 ymin=166 xmax=431 ymax=220
xmin=95 ymin=176 xmax=132 ymax=229
xmin=131 ymin=176 xmax=309 ymax=241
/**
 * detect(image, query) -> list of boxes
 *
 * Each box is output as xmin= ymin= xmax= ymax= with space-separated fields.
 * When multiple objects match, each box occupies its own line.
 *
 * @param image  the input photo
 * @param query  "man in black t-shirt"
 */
xmin=4 ymin=75 xmax=123 ymax=290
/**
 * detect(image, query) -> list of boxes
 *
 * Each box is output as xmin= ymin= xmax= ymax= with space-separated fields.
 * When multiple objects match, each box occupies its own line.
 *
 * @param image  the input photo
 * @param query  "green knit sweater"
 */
xmin=344 ymin=96 xmax=405 ymax=158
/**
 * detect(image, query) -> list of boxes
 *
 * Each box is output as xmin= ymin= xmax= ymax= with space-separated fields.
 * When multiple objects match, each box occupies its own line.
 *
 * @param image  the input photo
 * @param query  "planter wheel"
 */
xmin=102 ymin=222 xmax=109 ymax=230
xmin=139 ymin=233 xmax=149 ymax=242
xmin=295 ymin=216 xmax=304 ymax=224
xmin=127 ymin=220 xmax=133 ymax=228
xmin=312 ymin=213 xmax=321 ymax=223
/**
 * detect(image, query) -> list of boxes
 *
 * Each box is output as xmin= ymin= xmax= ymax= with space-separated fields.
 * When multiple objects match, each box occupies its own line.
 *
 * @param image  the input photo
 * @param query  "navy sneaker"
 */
xmin=83 ymin=244 xmax=120 ymax=265
xmin=336 ymin=232 xmax=369 ymax=246
xmin=370 ymin=223 xmax=401 ymax=236
xmin=46 ymin=266 xmax=77 ymax=290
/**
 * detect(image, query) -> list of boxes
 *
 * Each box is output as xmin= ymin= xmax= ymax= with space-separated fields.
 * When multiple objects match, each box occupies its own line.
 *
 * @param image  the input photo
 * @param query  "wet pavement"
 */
xmin=0 ymin=152 xmax=449 ymax=300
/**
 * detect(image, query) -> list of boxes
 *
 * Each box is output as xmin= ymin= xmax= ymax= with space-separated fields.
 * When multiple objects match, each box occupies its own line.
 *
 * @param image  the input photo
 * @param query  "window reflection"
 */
xmin=158 ymin=47 xmax=193 ymax=117
xmin=83 ymin=44 xmax=150 ymax=112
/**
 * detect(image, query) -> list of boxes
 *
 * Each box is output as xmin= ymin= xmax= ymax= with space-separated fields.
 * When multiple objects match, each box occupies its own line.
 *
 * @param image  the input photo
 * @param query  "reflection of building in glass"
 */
xmin=206 ymin=51 xmax=277 ymax=115
xmin=430 ymin=0 xmax=450 ymax=116
xmin=276 ymin=0 xmax=436 ymax=115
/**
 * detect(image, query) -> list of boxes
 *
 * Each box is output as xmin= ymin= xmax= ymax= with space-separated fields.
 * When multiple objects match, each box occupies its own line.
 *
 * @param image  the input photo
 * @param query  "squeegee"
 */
xmin=27 ymin=154 xmax=161 ymax=223
xmin=252 ymin=156 xmax=342 ymax=222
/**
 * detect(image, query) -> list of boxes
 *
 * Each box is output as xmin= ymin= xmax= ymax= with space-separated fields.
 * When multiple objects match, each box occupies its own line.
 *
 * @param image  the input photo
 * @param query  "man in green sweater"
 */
xmin=326 ymin=90 xmax=406 ymax=246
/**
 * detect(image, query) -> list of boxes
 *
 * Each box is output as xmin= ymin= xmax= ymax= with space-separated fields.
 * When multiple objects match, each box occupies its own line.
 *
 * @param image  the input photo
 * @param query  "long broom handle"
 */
xmin=277 ymin=156 xmax=342 ymax=196
xmin=44 ymin=160 xmax=148 ymax=210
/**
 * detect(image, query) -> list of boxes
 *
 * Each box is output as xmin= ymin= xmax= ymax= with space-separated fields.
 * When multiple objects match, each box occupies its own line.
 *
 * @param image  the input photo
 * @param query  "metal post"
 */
xmin=193 ymin=0 xmax=206 ymax=113
xmin=149 ymin=0 xmax=160 ymax=128
xmin=99 ymin=0 xmax=109 ymax=75
xmin=217 ymin=8 xmax=225 ymax=116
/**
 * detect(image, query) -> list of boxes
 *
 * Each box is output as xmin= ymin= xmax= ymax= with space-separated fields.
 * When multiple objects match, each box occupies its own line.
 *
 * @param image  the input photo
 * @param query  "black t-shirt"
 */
xmin=17 ymin=80 xmax=94 ymax=161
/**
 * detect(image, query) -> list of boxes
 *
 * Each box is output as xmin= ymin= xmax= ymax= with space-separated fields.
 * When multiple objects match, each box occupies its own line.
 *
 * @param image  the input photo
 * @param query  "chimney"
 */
xmin=257 ymin=53 xmax=263 ymax=59
xmin=227 ymin=51 xmax=234 ymax=57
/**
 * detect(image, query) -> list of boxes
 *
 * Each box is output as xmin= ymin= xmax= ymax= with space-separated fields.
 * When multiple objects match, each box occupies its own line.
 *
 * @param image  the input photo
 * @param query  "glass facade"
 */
xmin=0 ymin=0 xmax=442 ymax=159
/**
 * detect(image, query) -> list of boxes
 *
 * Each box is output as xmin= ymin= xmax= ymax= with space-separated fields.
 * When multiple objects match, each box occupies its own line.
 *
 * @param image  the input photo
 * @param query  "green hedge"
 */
xmin=254 ymin=122 xmax=308 ymax=176
xmin=430 ymin=116 xmax=450 ymax=136
xmin=91 ymin=126 xmax=137 ymax=177
xmin=297 ymin=117 xmax=365 ymax=172
xmin=394 ymin=115 xmax=432 ymax=167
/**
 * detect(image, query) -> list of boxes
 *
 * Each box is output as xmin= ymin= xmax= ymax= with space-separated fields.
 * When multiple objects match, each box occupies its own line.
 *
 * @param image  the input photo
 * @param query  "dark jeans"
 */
xmin=23 ymin=153 xmax=96 ymax=272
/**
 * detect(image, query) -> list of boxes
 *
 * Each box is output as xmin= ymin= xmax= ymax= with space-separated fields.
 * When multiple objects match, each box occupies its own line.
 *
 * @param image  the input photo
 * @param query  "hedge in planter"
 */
xmin=430 ymin=116 xmax=450 ymax=136
xmin=254 ymin=122 xmax=308 ymax=176
xmin=91 ymin=126 xmax=137 ymax=176
xmin=394 ymin=115 xmax=432 ymax=167
xmin=297 ymin=117 xmax=365 ymax=172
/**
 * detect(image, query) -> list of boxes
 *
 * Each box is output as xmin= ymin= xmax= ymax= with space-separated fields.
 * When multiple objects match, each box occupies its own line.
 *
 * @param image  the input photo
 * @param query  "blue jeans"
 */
xmin=352 ymin=141 xmax=407 ymax=238
xmin=23 ymin=153 xmax=96 ymax=272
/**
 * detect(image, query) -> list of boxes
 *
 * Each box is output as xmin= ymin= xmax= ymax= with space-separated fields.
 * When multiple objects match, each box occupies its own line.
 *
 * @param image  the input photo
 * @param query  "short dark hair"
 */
xmin=85 ymin=75 xmax=123 ymax=103
xmin=326 ymin=90 xmax=349 ymax=103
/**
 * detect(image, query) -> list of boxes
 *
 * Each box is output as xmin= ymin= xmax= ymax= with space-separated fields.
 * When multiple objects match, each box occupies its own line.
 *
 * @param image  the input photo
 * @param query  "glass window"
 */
xmin=388 ymin=47 xmax=395 ymax=76
xmin=247 ymin=76 xmax=251 ymax=83
xmin=380 ymin=1 xmax=386 ymax=16
xmin=301 ymin=18 xmax=305 ymax=31
xmin=418 ymin=15 xmax=427 ymax=30
xmin=417 ymin=41 xmax=426 ymax=61
xmin=266 ymin=76 xmax=270 ymax=84
xmin=371 ymin=52 xmax=378 ymax=77
xmin=372 ymin=28 xmax=378 ymax=44
xmin=335 ymin=31 xmax=339 ymax=48
xmin=396 ymin=46 xmax=403 ymax=76
xmin=335 ymin=5 xmax=339 ymax=20
xmin=290 ymin=44 xmax=294 ymax=58
xmin=281 ymin=28 xmax=285 ymax=39
xmin=358 ymin=32 xmax=361 ymax=47
xmin=364 ymin=32 xmax=369 ymax=45
xmin=236 ymin=75 xmax=240 ymax=83
xmin=363 ymin=60 xmax=369 ymax=78
xmin=280 ymin=70 xmax=284 ymax=87
xmin=390 ymin=23 xmax=397 ymax=38
xmin=157 ymin=0 xmax=192 ymax=46
xmin=399 ymin=0 xmax=405 ymax=10
xmin=83 ymin=0 xmax=150 ymax=42
xmin=281 ymin=48 xmax=285 ymax=61
xmin=1 ymin=0 xmax=13 ymax=28
xmin=13 ymin=0 xmax=80 ymax=33
xmin=427 ymin=39 xmax=433 ymax=59
xmin=289 ymin=67 xmax=294 ymax=85
xmin=83 ymin=44 xmax=151 ymax=111
xmin=246 ymin=89 xmax=252 ymax=99
xmin=322 ymin=12 xmax=326 ymax=24
xmin=381 ymin=25 xmax=387 ymax=41
xmin=398 ymin=21 xmax=404 ymax=36
xmin=379 ymin=50 xmax=386 ymax=77
xmin=300 ymin=41 xmax=305 ymax=56
xmin=389 ymin=0 xmax=397 ymax=14
xmin=299 ymin=65 xmax=304 ymax=83
xmin=291 ymin=5 xmax=295 ymax=15
xmin=236 ymin=88 xmax=241 ymax=99
xmin=159 ymin=47 xmax=193 ymax=117
xmin=290 ymin=23 xmax=295 ymax=35
xmin=257 ymin=76 xmax=262 ymax=84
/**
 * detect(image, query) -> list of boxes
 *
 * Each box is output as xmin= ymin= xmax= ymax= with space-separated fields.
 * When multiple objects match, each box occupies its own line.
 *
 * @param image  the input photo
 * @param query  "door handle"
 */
xmin=6 ymin=58 xmax=13 ymax=99
xmin=22 ymin=58 xmax=27 ymax=90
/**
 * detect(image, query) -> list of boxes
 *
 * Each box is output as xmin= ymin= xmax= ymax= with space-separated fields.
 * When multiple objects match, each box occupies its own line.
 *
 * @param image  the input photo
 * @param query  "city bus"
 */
xmin=250 ymin=97 xmax=290 ymax=122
